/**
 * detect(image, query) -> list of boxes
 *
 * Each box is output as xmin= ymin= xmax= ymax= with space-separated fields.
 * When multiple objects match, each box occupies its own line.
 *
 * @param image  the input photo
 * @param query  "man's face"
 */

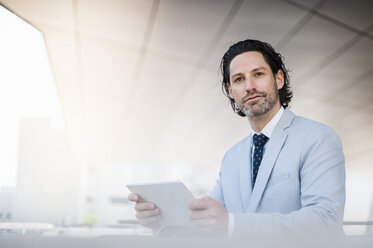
xmin=228 ymin=51 xmax=284 ymax=118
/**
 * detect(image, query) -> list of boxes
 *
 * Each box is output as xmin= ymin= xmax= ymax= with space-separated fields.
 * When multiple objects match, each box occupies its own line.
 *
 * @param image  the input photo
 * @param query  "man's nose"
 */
xmin=244 ymin=77 xmax=256 ymax=92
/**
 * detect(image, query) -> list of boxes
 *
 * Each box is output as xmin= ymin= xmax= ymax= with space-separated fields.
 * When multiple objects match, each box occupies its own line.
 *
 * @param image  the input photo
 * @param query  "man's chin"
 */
xmin=242 ymin=106 xmax=269 ymax=117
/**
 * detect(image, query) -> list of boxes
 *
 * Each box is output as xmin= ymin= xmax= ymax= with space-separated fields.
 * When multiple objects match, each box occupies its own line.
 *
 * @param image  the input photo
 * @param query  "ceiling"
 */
xmin=1 ymin=0 xmax=373 ymax=169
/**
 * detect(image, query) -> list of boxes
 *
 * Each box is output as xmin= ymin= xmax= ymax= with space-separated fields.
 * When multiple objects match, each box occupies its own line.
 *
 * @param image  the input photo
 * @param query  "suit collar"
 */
xmin=247 ymin=108 xmax=295 ymax=212
xmin=276 ymin=108 xmax=295 ymax=131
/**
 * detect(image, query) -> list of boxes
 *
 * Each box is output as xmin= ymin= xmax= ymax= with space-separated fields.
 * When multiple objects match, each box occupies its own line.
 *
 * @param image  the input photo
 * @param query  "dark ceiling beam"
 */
xmin=120 ymin=0 xmax=160 ymax=141
xmin=72 ymin=0 xmax=85 ymax=111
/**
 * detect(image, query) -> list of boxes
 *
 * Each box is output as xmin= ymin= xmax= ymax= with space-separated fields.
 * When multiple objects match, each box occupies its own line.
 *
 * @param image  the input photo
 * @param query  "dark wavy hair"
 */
xmin=220 ymin=39 xmax=293 ymax=117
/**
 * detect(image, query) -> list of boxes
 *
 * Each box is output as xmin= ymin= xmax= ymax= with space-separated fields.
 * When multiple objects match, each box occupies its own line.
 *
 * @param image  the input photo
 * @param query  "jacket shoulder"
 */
xmin=222 ymin=135 xmax=250 ymax=164
xmin=290 ymin=114 xmax=338 ymax=136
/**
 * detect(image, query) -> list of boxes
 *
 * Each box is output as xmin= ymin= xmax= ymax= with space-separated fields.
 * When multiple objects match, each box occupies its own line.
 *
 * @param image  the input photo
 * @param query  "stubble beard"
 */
xmin=239 ymin=88 xmax=279 ymax=118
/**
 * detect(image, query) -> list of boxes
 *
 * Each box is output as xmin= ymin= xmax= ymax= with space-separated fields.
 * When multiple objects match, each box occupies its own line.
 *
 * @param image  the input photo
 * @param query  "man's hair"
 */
xmin=220 ymin=39 xmax=293 ymax=117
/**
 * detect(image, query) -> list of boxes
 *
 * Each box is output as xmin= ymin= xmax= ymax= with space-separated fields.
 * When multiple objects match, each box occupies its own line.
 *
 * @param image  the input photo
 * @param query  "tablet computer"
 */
xmin=127 ymin=181 xmax=195 ymax=227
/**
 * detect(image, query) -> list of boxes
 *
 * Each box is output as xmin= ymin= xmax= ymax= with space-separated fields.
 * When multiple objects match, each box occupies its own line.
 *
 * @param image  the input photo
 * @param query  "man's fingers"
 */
xmin=189 ymin=196 xmax=211 ymax=210
xmin=128 ymin=193 xmax=140 ymax=202
xmin=128 ymin=193 xmax=163 ymax=229
xmin=138 ymin=214 xmax=163 ymax=227
xmin=135 ymin=207 xmax=161 ymax=218
xmin=190 ymin=209 xmax=209 ymax=220
xmin=135 ymin=201 xmax=157 ymax=211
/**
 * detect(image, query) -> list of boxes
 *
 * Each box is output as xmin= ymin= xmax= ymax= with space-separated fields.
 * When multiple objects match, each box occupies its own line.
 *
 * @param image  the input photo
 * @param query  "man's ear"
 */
xmin=275 ymin=70 xmax=284 ymax=90
xmin=227 ymin=83 xmax=234 ymax=98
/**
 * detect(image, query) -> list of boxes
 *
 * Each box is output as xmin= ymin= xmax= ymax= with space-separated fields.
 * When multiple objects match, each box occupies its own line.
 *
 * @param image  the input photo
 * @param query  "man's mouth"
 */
xmin=244 ymin=94 xmax=262 ymax=102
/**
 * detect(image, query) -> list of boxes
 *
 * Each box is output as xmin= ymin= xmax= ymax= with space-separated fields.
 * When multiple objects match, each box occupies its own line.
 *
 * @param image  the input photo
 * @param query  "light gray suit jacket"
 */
xmin=211 ymin=109 xmax=346 ymax=236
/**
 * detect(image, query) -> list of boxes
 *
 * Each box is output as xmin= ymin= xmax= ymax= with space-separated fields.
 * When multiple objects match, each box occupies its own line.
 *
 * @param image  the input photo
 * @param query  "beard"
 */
xmin=237 ymin=84 xmax=279 ymax=118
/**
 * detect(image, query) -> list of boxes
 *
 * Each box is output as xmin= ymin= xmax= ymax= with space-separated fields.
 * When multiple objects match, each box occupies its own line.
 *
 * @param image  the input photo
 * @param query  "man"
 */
xmin=128 ymin=39 xmax=346 ymax=237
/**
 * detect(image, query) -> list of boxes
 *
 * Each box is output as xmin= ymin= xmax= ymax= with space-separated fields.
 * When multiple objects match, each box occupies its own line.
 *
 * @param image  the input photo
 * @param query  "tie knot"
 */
xmin=253 ymin=133 xmax=268 ymax=147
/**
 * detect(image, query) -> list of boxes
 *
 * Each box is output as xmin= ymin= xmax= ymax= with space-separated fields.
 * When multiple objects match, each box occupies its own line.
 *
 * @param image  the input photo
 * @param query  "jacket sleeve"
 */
xmin=209 ymin=153 xmax=228 ymax=205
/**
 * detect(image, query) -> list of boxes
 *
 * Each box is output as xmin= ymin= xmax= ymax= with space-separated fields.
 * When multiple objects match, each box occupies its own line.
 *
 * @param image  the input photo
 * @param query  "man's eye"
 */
xmin=234 ymin=77 xmax=243 ymax=82
xmin=255 ymin=72 xmax=264 ymax=77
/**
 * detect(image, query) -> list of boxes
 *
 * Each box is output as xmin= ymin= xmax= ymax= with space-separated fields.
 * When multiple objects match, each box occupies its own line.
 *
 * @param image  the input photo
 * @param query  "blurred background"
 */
xmin=0 ymin=0 xmax=372 ymax=236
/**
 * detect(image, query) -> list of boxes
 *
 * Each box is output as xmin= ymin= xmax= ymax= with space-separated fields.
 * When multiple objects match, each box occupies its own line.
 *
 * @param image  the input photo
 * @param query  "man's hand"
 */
xmin=128 ymin=193 xmax=163 ymax=230
xmin=189 ymin=196 xmax=228 ymax=236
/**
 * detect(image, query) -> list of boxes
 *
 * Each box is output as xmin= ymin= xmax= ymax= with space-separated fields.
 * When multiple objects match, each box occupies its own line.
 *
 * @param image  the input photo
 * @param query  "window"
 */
xmin=0 ymin=5 xmax=62 ymax=187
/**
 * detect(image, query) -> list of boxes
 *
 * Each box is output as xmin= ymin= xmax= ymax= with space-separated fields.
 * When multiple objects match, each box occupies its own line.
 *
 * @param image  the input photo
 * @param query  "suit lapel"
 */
xmin=239 ymin=136 xmax=253 ymax=211
xmin=247 ymin=109 xmax=295 ymax=212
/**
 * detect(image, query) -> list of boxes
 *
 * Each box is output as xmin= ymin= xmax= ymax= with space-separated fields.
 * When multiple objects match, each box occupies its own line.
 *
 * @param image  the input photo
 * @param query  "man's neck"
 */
xmin=248 ymin=103 xmax=281 ymax=133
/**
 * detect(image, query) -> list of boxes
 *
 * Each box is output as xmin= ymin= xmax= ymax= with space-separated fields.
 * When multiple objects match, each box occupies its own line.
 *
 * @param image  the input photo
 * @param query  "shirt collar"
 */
xmin=250 ymin=106 xmax=284 ymax=139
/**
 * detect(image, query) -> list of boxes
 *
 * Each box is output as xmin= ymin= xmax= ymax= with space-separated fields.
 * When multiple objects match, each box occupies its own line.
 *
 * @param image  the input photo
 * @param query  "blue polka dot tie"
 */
xmin=252 ymin=133 xmax=268 ymax=187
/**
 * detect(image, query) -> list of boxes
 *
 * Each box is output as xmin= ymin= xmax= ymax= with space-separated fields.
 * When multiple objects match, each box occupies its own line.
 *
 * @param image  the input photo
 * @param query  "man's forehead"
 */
xmin=229 ymin=51 xmax=270 ymax=74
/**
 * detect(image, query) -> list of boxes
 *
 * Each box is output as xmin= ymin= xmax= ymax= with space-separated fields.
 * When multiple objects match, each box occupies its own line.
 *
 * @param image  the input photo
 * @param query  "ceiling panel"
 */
xmin=121 ymin=53 xmax=196 ymax=163
xmin=342 ymin=125 xmax=373 ymax=160
xmin=367 ymin=100 xmax=373 ymax=112
xmin=300 ymin=37 xmax=373 ymax=98
xmin=148 ymin=0 xmax=234 ymax=62
xmin=302 ymin=98 xmax=348 ymax=126
xmin=334 ymin=74 xmax=373 ymax=110
xmin=287 ymin=86 xmax=323 ymax=115
xmin=77 ymin=0 xmax=152 ymax=46
xmin=333 ymin=111 xmax=373 ymax=138
xmin=171 ymin=72 xmax=223 ymax=131
xmin=347 ymin=153 xmax=373 ymax=169
xmin=319 ymin=0 xmax=373 ymax=30
xmin=281 ymin=16 xmax=356 ymax=84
